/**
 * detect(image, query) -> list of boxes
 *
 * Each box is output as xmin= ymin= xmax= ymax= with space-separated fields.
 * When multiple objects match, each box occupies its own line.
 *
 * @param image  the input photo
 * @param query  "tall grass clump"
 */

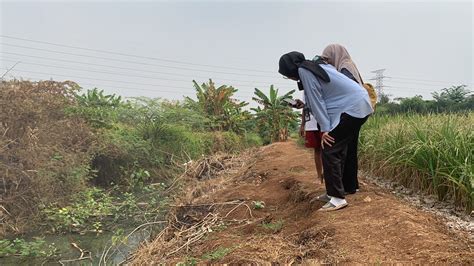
xmin=359 ymin=113 xmax=473 ymax=211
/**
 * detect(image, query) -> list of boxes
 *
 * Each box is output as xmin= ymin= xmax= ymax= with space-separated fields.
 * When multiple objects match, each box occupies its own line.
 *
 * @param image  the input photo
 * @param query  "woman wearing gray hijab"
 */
xmin=322 ymin=44 xmax=363 ymax=86
xmin=320 ymin=44 xmax=365 ymax=196
xmin=278 ymin=51 xmax=373 ymax=211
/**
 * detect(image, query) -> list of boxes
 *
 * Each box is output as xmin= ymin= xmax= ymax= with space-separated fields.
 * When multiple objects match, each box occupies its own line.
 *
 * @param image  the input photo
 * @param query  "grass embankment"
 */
xmin=359 ymin=113 xmax=473 ymax=211
xmin=0 ymin=80 xmax=261 ymax=258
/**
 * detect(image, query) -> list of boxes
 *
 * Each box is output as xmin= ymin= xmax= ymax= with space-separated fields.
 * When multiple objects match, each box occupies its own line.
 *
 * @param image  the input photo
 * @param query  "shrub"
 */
xmin=0 ymin=80 xmax=95 ymax=235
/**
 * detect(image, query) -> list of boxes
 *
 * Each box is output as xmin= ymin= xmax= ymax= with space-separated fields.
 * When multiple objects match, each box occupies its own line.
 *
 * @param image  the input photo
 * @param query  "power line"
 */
xmin=7 ymin=70 xmax=443 ymax=103
xmin=7 ymin=69 xmax=262 ymax=97
xmin=386 ymin=79 xmax=455 ymax=87
xmin=0 ymin=51 xmax=288 ymax=85
xmin=4 ymin=75 xmax=194 ymax=95
xmin=5 ymin=75 xmax=264 ymax=104
xmin=0 ymin=35 xmax=275 ymax=74
xmin=0 ymin=51 xmax=288 ymax=86
xmin=3 ymin=36 xmax=471 ymax=90
xmin=8 ymin=69 xmax=204 ymax=91
xmin=1 ymin=43 xmax=278 ymax=78
xmin=3 ymin=61 xmax=446 ymax=96
xmin=388 ymin=76 xmax=473 ymax=85
xmin=384 ymin=86 xmax=440 ymax=91
xmin=6 ymin=74 xmax=262 ymax=102
xmin=5 ymin=67 xmax=444 ymax=97
xmin=0 ymin=57 xmax=286 ymax=88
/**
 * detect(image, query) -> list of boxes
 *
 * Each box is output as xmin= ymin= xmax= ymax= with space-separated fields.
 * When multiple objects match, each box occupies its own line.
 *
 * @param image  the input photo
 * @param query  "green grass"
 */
xmin=260 ymin=219 xmax=284 ymax=233
xmin=359 ymin=113 xmax=473 ymax=211
xmin=201 ymin=246 xmax=233 ymax=261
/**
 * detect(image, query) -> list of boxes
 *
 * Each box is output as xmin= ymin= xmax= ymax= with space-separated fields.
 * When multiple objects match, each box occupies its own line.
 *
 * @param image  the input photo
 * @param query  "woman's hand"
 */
xmin=295 ymin=99 xmax=305 ymax=109
xmin=321 ymin=132 xmax=335 ymax=149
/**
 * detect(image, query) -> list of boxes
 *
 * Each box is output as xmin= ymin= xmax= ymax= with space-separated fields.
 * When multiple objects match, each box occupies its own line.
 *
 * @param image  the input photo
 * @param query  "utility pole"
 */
xmin=369 ymin=69 xmax=386 ymax=101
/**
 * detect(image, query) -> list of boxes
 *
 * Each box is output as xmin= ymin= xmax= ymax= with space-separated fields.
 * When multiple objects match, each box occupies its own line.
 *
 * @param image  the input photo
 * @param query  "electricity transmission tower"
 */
xmin=369 ymin=69 xmax=386 ymax=101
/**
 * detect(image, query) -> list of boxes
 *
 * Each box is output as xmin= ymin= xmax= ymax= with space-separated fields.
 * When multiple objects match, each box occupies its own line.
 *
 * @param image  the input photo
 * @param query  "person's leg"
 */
xmin=320 ymin=114 xmax=369 ymax=211
xmin=305 ymin=130 xmax=323 ymax=185
xmin=322 ymin=114 xmax=354 ymax=200
xmin=322 ymin=138 xmax=350 ymax=199
xmin=342 ymin=117 xmax=368 ymax=194
xmin=313 ymin=131 xmax=323 ymax=183
xmin=342 ymin=129 xmax=359 ymax=193
xmin=314 ymin=148 xmax=323 ymax=183
xmin=308 ymin=130 xmax=331 ymax=203
xmin=342 ymin=116 xmax=368 ymax=193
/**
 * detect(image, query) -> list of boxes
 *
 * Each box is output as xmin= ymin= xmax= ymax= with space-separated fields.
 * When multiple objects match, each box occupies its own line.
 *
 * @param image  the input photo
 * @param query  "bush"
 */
xmin=0 ymin=83 xmax=263 ymax=238
xmin=242 ymin=132 xmax=263 ymax=148
xmin=0 ymin=80 xmax=95 ymax=235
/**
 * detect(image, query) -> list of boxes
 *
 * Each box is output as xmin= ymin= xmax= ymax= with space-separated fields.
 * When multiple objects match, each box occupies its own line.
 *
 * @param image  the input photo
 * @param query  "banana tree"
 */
xmin=251 ymin=85 xmax=298 ymax=143
xmin=185 ymin=79 xmax=249 ymax=132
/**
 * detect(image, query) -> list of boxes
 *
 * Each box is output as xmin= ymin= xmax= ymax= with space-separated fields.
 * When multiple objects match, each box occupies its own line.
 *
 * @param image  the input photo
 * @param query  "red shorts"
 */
xmin=305 ymin=130 xmax=322 ymax=150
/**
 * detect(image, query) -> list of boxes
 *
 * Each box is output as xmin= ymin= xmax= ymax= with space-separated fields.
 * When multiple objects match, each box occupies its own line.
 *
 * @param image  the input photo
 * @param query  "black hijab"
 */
xmin=278 ymin=51 xmax=330 ymax=83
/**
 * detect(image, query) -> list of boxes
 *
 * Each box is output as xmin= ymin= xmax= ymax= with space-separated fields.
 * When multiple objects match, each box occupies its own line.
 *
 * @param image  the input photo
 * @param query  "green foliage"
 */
xmin=252 ymin=200 xmax=265 ymax=209
xmin=75 ymin=88 xmax=122 ymax=107
xmin=129 ymin=164 xmax=151 ymax=188
xmin=178 ymin=257 xmax=198 ymax=266
xmin=359 ymin=113 xmax=474 ymax=211
xmin=242 ymin=132 xmax=264 ymax=148
xmin=0 ymin=238 xmax=58 ymax=257
xmin=201 ymin=246 xmax=233 ymax=261
xmin=42 ymin=187 xmax=114 ymax=233
xmin=185 ymin=79 xmax=252 ymax=133
xmin=432 ymin=85 xmax=471 ymax=104
xmin=42 ymin=185 xmax=168 ymax=234
xmin=377 ymin=85 xmax=473 ymax=114
xmin=150 ymin=124 xmax=210 ymax=160
xmin=252 ymin=85 xmax=299 ymax=143
xmin=111 ymin=228 xmax=126 ymax=246
xmin=3 ymin=83 xmax=262 ymax=237
xmin=68 ymin=88 xmax=129 ymax=128
xmin=260 ymin=219 xmax=284 ymax=233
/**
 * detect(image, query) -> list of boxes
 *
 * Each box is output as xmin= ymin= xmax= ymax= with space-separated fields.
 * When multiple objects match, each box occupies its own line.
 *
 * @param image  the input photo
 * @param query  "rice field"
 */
xmin=359 ymin=113 xmax=474 ymax=211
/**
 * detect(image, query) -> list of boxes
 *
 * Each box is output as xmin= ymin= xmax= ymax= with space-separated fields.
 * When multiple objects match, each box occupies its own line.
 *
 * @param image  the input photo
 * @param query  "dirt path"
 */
xmin=134 ymin=141 xmax=473 ymax=264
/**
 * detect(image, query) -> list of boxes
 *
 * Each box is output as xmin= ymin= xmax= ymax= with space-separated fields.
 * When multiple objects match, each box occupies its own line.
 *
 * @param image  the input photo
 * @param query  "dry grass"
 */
xmin=0 ymin=80 xmax=96 ymax=236
xmin=129 ymin=147 xmax=340 ymax=264
xmin=129 ymin=150 xmax=259 ymax=264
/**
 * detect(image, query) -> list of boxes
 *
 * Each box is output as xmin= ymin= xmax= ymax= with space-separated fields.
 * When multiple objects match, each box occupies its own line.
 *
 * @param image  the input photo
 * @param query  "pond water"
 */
xmin=0 ymin=223 xmax=162 ymax=265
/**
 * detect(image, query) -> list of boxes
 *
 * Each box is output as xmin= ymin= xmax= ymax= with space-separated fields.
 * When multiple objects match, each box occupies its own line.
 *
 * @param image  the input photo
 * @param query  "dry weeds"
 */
xmin=0 ymin=80 xmax=95 ymax=236
xmin=129 ymin=150 xmax=260 ymax=264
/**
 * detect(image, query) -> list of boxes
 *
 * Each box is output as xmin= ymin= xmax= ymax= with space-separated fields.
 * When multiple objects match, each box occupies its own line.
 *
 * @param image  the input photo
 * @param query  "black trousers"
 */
xmin=322 ymin=113 xmax=368 ymax=199
xmin=343 ymin=126 xmax=361 ymax=193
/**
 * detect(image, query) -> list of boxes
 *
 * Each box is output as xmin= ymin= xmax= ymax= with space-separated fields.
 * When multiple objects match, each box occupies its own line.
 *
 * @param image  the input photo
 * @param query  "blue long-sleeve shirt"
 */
xmin=299 ymin=64 xmax=373 ymax=132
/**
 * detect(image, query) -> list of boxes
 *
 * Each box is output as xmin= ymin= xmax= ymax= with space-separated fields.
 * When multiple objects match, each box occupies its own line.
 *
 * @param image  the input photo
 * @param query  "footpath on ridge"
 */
xmin=132 ymin=141 xmax=473 ymax=264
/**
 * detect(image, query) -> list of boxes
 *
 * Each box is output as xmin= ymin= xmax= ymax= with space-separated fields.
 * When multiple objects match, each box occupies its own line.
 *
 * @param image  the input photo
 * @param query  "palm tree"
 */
xmin=252 ymin=85 xmax=298 ymax=143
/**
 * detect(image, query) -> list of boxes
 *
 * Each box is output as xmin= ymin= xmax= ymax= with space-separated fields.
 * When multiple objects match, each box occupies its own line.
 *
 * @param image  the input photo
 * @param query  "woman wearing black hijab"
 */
xmin=279 ymin=51 xmax=373 ymax=211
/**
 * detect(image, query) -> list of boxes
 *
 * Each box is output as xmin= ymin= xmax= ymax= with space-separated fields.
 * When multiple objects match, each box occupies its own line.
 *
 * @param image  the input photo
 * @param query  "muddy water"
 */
xmin=0 ymin=224 xmax=161 ymax=265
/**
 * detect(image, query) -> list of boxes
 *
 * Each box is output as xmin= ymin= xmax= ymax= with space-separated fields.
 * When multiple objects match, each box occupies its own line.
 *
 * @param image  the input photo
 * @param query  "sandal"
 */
xmin=317 ymin=201 xmax=348 ymax=212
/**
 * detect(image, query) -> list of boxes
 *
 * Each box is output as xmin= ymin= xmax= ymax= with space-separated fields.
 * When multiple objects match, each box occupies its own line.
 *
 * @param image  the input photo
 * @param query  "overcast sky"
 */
xmin=1 ymin=0 xmax=472 ymax=104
